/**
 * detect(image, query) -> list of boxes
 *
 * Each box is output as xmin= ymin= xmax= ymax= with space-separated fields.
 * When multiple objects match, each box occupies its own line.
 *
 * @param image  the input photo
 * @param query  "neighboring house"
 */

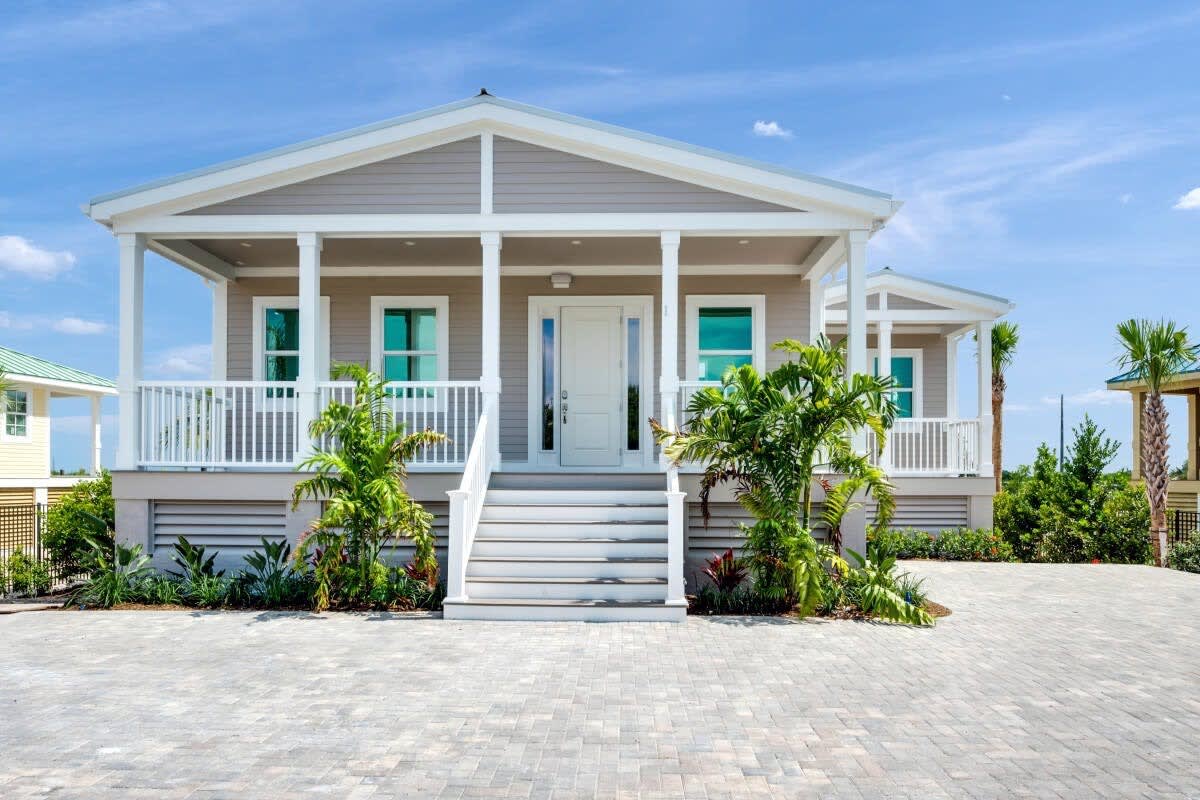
xmin=1107 ymin=364 xmax=1200 ymax=514
xmin=84 ymin=93 xmax=1012 ymax=620
xmin=0 ymin=346 xmax=116 ymax=505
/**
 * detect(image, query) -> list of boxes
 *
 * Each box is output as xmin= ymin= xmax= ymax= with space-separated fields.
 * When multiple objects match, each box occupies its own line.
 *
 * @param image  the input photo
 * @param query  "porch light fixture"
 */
xmin=404 ymin=241 xmax=416 ymax=246
xmin=570 ymin=239 xmax=582 ymax=245
xmin=550 ymin=272 xmax=573 ymax=289
xmin=240 ymin=241 xmax=253 ymax=248
xmin=738 ymin=239 xmax=750 ymax=245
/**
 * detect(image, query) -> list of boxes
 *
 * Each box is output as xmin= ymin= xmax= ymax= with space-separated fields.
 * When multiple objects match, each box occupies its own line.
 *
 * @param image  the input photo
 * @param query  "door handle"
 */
xmin=561 ymin=403 xmax=568 ymax=424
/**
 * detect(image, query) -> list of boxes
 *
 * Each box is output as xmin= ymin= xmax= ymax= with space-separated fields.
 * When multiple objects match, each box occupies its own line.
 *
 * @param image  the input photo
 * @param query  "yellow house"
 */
xmin=1107 ymin=362 xmax=1200 ymax=514
xmin=0 ymin=346 xmax=116 ymax=506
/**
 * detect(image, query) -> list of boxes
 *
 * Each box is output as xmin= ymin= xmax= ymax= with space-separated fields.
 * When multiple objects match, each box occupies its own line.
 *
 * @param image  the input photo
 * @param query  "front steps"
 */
xmin=442 ymin=473 xmax=686 ymax=622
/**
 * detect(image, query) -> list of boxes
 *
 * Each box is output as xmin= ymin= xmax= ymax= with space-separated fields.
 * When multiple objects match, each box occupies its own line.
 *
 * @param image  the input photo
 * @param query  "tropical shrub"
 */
xmin=135 ymin=574 xmax=183 ymax=605
xmin=292 ymin=364 xmax=445 ymax=612
xmin=168 ymin=536 xmax=232 ymax=607
xmin=43 ymin=470 xmax=115 ymax=578
xmin=5 ymin=550 xmax=51 ymax=596
xmin=867 ymin=527 xmax=933 ymax=559
xmin=701 ymin=548 xmax=748 ymax=594
xmin=1167 ymin=534 xmax=1200 ymax=573
xmin=656 ymin=336 xmax=897 ymax=618
xmin=932 ymin=528 xmax=1014 ymax=562
xmin=239 ymin=537 xmax=310 ymax=608
xmin=825 ymin=542 xmax=933 ymax=625
xmin=67 ymin=536 xmax=155 ymax=608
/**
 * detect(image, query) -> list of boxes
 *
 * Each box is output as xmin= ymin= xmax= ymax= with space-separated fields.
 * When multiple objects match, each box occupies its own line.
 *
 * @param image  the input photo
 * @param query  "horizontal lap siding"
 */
xmin=869 ymin=496 xmax=969 ymax=533
xmin=685 ymin=502 xmax=828 ymax=591
xmin=151 ymin=500 xmax=288 ymax=570
xmin=187 ymin=138 xmax=481 ymax=214
xmin=0 ymin=387 xmax=50 ymax=479
xmin=493 ymin=137 xmax=792 ymax=213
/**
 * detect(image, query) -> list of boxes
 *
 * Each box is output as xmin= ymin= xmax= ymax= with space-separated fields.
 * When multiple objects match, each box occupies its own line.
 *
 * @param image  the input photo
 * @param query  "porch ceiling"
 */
xmin=166 ymin=234 xmax=827 ymax=273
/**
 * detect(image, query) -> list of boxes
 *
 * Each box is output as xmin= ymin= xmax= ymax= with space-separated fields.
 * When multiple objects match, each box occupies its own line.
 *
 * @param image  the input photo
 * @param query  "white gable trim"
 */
xmin=825 ymin=270 xmax=1013 ymax=318
xmin=88 ymin=97 xmax=898 ymax=224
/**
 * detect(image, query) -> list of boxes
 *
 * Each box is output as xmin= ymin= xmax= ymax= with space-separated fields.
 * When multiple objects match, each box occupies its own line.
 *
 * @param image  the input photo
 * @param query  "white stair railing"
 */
xmin=445 ymin=394 xmax=496 ymax=603
xmin=665 ymin=464 xmax=686 ymax=608
xmin=868 ymin=418 xmax=981 ymax=476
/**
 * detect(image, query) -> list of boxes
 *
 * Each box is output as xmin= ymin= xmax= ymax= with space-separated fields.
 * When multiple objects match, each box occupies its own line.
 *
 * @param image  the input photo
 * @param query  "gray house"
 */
xmin=85 ymin=94 xmax=1011 ymax=621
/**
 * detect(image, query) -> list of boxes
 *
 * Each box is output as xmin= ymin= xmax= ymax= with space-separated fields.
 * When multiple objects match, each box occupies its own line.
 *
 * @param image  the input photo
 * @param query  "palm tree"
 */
xmin=1115 ymin=319 xmax=1198 ymax=566
xmin=654 ymin=336 xmax=897 ymax=614
xmin=292 ymin=363 xmax=446 ymax=609
xmin=976 ymin=321 xmax=1019 ymax=492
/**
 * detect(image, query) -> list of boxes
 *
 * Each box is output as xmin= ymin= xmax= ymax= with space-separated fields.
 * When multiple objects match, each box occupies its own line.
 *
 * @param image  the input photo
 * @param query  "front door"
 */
xmin=560 ymin=306 xmax=623 ymax=466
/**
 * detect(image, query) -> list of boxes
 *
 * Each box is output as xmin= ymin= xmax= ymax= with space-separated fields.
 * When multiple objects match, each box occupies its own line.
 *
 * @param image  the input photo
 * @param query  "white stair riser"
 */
xmin=476 ymin=522 xmax=666 ymax=540
xmin=481 ymin=505 xmax=667 ymax=522
xmin=466 ymin=581 xmax=667 ymax=601
xmin=467 ymin=560 xmax=666 ymax=579
xmin=485 ymin=490 xmax=666 ymax=505
xmin=472 ymin=539 xmax=666 ymax=558
xmin=443 ymin=601 xmax=687 ymax=623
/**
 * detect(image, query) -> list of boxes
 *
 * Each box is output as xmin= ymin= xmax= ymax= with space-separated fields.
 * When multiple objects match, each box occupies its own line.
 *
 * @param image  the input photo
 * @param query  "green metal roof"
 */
xmin=0 ymin=346 xmax=115 ymax=389
xmin=1107 ymin=362 xmax=1200 ymax=385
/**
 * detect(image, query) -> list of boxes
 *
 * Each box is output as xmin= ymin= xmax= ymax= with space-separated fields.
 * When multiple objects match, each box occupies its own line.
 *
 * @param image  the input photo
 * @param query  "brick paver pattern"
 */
xmin=3 ymin=562 xmax=1200 ymax=798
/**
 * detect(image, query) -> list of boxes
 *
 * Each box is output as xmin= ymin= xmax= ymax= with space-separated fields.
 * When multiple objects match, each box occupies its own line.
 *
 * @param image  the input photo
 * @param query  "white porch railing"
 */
xmin=137 ymin=380 xmax=482 ymax=469
xmin=445 ymin=394 xmax=497 ymax=603
xmin=676 ymin=383 xmax=981 ymax=477
xmin=868 ymin=418 xmax=980 ymax=476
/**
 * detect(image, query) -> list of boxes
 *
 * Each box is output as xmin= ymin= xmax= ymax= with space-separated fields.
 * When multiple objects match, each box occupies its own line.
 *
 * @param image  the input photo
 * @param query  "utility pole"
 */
xmin=1058 ymin=394 xmax=1065 ymax=471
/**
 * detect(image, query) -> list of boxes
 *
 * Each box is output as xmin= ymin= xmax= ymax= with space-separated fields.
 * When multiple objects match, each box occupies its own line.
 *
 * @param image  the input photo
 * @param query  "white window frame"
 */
xmin=1 ymin=385 xmax=31 ymax=441
xmin=251 ymin=296 xmax=331 ymax=392
xmin=685 ymin=294 xmax=767 ymax=381
xmin=369 ymin=296 xmax=450 ymax=383
xmin=868 ymin=347 xmax=923 ymax=418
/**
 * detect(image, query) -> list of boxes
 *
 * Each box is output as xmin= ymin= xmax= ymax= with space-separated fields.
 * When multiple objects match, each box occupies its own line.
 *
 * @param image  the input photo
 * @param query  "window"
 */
xmin=626 ymin=317 xmax=640 ymax=451
xmin=251 ymin=297 xmax=330 ymax=397
xmin=3 ymin=389 xmax=29 ymax=438
xmin=369 ymin=297 xmax=449 ymax=392
xmin=871 ymin=351 xmax=922 ymax=418
xmin=685 ymin=295 xmax=766 ymax=381
xmin=541 ymin=317 xmax=555 ymax=450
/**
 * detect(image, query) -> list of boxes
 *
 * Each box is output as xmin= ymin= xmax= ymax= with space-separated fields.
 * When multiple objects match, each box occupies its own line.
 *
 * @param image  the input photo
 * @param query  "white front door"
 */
xmin=560 ymin=306 xmax=623 ymax=466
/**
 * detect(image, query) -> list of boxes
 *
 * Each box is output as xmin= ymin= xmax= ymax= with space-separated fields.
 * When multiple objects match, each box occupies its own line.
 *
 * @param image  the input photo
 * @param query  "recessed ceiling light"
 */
xmin=404 ymin=241 xmax=416 ymax=246
xmin=570 ymin=240 xmax=582 ymax=245
xmin=239 ymin=241 xmax=253 ymax=248
xmin=234 ymin=260 xmax=245 ymax=266
xmin=738 ymin=239 xmax=750 ymax=245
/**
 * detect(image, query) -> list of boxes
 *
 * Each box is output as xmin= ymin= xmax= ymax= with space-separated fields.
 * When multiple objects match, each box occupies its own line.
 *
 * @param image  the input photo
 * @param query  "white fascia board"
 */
xmin=824 ymin=271 xmax=1014 ymax=317
xmin=91 ymin=97 xmax=895 ymax=225
xmin=5 ymin=374 xmax=117 ymax=396
xmin=824 ymin=309 xmax=997 ymax=324
xmin=114 ymin=210 xmax=864 ymax=236
xmin=148 ymin=239 xmax=236 ymax=282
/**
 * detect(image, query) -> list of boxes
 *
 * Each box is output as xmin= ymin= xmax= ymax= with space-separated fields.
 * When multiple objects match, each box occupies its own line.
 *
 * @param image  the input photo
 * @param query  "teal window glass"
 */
xmin=697 ymin=307 xmax=753 ymax=381
xmin=381 ymin=307 xmax=439 ymax=398
xmin=873 ymin=355 xmax=916 ymax=418
xmin=263 ymin=307 xmax=299 ymax=398
xmin=541 ymin=318 xmax=555 ymax=451
xmin=627 ymin=318 xmax=640 ymax=451
xmin=4 ymin=390 xmax=28 ymax=436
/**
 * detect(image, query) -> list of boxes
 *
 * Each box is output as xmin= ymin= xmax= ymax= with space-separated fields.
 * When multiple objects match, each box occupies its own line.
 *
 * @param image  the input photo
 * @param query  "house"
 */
xmin=84 ymin=93 xmax=1013 ymax=620
xmin=0 ymin=346 xmax=115 ymax=506
xmin=1107 ymin=364 xmax=1200 ymax=515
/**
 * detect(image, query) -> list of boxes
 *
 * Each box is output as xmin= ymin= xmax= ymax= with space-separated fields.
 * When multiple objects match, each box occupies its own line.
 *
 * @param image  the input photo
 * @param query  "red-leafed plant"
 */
xmin=702 ymin=548 xmax=748 ymax=594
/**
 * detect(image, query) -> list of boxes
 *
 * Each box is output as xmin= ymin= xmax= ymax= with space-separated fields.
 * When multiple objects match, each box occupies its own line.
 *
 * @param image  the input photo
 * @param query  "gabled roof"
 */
xmin=1107 ymin=362 xmax=1200 ymax=388
xmin=824 ymin=267 xmax=1015 ymax=316
xmin=0 ymin=346 xmax=116 ymax=395
xmin=85 ymin=93 xmax=901 ymax=223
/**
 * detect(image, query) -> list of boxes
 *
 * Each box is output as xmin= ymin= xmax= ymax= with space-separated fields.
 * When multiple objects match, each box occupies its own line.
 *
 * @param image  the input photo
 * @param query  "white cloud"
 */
xmin=752 ymin=120 xmax=792 ymax=139
xmin=0 ymin=311 xmax=34 ymax=331
xmin=149 ymin=344 xmax=212 ymax=378
xmin=1001 ymin=94 xmax=1012 ymax=102
xmin=1041 ymin=389 xmax=1131 ymax=407
xmin=53 ymin=317 xmax=108 ymax=335
xmin=1173 ymin=187 xmax=1200 ymax=210
xmin=1119 ymin=192 xmax=1134 ymax=204
xmin=0 ymin=235 xmax=76 ymax=279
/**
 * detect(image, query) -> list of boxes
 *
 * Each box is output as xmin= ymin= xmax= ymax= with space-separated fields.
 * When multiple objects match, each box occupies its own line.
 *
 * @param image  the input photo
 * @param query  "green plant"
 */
xmin=655 ymin=336 xmax=896 ymax=617
xmin=43 ymin=470 xmax=115 ymax=578
xmin=185 ymin=574 xmax=231 ymax=608
xmin=932 ymin=528 xmax=1014 ymax=562
xmin=369 ymin=565 xmax=443 ymax=610
xmin=841 ymin=545 xmax=934 ymax=626
xmin=240 ymin=538 xmax=309 ymax=607
xmin=135 ymin=574 xmax=183 ymax=605
xmin=6 ymin=550 xmax=51 ymax=596
xmin=978 ymin=321 xmax=1019 ymax=493
xmin=1167 ymin=534 xmax=1200 ymax=573
xmin=1115 ymin=318 xmax=1199 ymax=565
xmin=168 ymin=536 xmax=222 ymax=582
xmin=868 ymin=527 xmax=934 ymax=559
xmin=292 ymin=364 xmax=445 ymax=611
xmin=701 ymin=548 xmax=748 ymax=594
xmin=1088 ymin=484 xmax=1152 ymax=564
xmin=67 ymin=534 xmax=155 ymax=608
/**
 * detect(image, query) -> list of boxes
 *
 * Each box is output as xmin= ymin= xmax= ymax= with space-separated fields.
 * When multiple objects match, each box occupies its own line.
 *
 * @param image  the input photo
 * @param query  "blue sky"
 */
xmin=3 ymin=0 xmax=1198 ymax=472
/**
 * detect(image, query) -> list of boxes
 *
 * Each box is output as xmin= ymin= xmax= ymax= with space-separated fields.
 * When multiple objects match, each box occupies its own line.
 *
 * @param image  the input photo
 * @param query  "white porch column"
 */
xmin=296 ymin=233 xmax=322 ymax=462
xmin=877 ymin=320 xmax=893 ymax=471
xmin=211 ymin=279 xmax=228 ymax=381
xmin=116 ymin=233 xmax=145 ymax=470
xmin=659 ymin=231 xmax=681 ymax=441
xmin=946 ymin=333 xmax=959 ymax=418
xmin=976 ymin=320 xmax=994 ymax=478
xmin=845 ymin=229 xmax=869 ymax=452
xmin=807 ymin=275 xmax=825 ymax=344
xmin=481 ymin=231 xmax=502 ymax=464
xmin=91 ymin=395 xmax=103 ymax=475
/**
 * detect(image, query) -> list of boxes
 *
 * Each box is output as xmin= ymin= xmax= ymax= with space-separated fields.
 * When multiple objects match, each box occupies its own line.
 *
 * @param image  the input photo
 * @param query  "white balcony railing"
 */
xmin=137 ymin=380 xmax=481 ymax=469
xmin=677 ymin=383 xmax=981 ymax=477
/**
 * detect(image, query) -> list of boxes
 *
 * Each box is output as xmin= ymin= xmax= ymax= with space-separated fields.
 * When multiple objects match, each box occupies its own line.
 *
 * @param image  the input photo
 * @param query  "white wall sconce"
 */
xmin=550 ymin=272 xmax=573 ymax=289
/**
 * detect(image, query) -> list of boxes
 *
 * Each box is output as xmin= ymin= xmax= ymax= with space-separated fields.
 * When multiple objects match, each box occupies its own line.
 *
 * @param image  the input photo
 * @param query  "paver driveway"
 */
xmin=3 ymin=562 xmax=1200 ymax=799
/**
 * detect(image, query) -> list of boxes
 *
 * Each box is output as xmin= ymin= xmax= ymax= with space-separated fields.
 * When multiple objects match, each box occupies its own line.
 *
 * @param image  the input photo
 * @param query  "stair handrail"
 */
xmin=665 ymin=463 xmax=686 ymax=607
xmin=446 ymin=394 xmax=496 ymax=603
